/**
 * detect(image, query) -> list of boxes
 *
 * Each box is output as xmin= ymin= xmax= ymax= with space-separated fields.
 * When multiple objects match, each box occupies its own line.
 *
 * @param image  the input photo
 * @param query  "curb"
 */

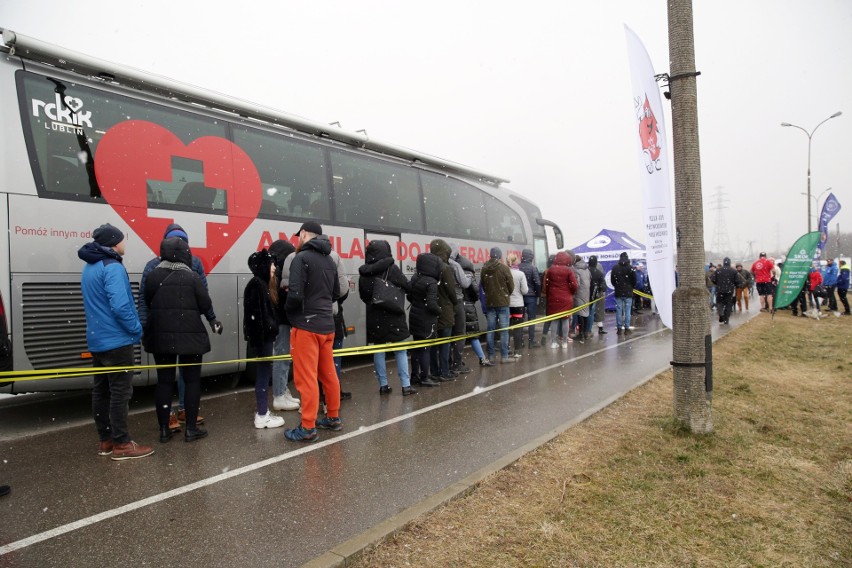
xmin=302 ymin=362 xmax=672 ymax=568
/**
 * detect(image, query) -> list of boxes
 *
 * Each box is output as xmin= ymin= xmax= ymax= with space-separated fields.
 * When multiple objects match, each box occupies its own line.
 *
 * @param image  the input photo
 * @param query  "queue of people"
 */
xmin=82 ymin=218 xmax=849 ymax=460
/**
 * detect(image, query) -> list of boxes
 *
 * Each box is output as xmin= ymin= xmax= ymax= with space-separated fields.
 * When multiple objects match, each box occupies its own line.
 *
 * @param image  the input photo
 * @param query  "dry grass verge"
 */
xmin=351 ymin=313 xmax=851 ymax=567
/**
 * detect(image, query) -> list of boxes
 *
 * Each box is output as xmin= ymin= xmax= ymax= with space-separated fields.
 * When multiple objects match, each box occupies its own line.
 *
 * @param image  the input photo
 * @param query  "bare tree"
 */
xmin=668 ymin=0 xmax=713 ymax=433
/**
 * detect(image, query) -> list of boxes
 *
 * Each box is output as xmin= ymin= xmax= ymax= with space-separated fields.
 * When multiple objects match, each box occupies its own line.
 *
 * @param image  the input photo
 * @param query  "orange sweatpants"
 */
xmin=290 ymin=327 xmax=339 ymax=429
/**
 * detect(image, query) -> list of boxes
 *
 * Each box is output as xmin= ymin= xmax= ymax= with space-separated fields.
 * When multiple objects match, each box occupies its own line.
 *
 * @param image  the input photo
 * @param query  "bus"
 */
xmin=0 ymin=28 xmax=564 ymax=393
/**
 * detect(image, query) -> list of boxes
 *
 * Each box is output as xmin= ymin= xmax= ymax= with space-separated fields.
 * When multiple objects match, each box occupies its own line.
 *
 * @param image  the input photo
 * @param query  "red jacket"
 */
xmin=543 ymin=251 xmax=578 ymax=315
xmin=808 ymin=270 xmax=822 ymax=291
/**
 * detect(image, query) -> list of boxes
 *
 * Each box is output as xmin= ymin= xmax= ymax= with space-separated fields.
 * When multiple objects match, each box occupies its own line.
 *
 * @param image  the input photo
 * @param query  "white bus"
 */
xmin=0 ymin=28 xmax=564 ymax=393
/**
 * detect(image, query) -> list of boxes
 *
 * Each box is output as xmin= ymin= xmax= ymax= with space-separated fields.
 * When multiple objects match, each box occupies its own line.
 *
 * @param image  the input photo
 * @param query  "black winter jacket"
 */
xmin=244 ymin=249 xmax=278 ymax=345
xmin=269 ymin=239 xmax=296 ymax=326
xmin=143 ymin=237 xmax=212 ymax=355
xmin=429 ymin=239 xmax=458 ymax=328
xmin=408 ymin=253 xmax=442 ymax=339
xmin=711 ymin=266 xmax=746 ymax=295
xmin=285 ymin=235 xmax=339 ymax=335
xmin=611 ymin=259 xmax=637 ymax=298
xmin=358 ymin=240 xmax=411 ymax=344
xmin=519 ymin=249 xmax=541 ymax=297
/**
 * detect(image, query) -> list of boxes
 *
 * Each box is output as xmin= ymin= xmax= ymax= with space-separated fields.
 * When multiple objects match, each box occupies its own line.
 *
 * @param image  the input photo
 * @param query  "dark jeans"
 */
xmin=154 ymin=353 xmax=202 ymax=429
xmin=252 ymin=340 xmax=274 ymax=415
xmin=716 ymin=292 xmax=734 ymax=323
xmin=450 ymin=301 xmax=466 ymax=369
xmin=825 ymin=285 xmax=838 ymax=311
xmin=838 ymin=288 xmax=850 ymax=314
xmin=791 ymin=290 xmax=807 ymax=315
xmin=430 ymin=327 xmax=452 ymax=376
xmin=91 ymin=344 xmax=135 ymax=444
xmin=523 ymin=296 xmax=538 ymax=342
xmin=410 ymin=342 xmax=430 ymax=381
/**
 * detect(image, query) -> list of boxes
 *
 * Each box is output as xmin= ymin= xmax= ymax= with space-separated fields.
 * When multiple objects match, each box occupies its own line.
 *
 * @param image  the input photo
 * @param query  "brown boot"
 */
xmin=111 ymin=440 xmax=154 ymax=461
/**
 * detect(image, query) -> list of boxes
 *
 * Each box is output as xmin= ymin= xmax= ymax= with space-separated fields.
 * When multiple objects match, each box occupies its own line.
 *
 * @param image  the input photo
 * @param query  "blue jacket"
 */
xmin=78 ymin=242 xmax=142 ymax=352
xmin=821 ymin=262 xmax=839 ymax=287
xmin=634 ymin=269 xmax=646 ymax=291
xmin=518 ymin=249 xmax=541 ymax=298
xmin=837 ymin=266 xmax=850 ymax=291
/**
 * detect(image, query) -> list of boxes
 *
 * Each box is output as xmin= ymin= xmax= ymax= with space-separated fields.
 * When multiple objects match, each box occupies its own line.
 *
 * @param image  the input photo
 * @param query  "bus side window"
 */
xmin=176 ymin=182 xmax=217 ymax=211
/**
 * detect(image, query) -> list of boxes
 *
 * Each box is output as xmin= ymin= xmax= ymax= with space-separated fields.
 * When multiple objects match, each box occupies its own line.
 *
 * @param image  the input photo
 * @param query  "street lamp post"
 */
xmin=800 ymin=187 xmax=832 ymax=226
xmin=781 ymin=112 xmax=842 ymax=233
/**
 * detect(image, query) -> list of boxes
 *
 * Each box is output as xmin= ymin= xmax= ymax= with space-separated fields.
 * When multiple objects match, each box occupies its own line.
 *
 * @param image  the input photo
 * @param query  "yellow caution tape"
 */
xmin=1 ymin=292 xmax=620 ymax=383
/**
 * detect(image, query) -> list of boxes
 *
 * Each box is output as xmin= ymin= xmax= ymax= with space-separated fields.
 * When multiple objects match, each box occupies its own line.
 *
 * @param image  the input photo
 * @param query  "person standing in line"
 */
xmin=751 ymin=252 xmax=775 ymax=313
xmin=78 ymin=223 xmax=153 ymax=460
xmin=807 ymin=265 xmax=823 ymax=313
xmin=710 ymin=257 xmax=744 ymax=325
xmin=705 ymin=264 xmax=717 ymax=312
xmin=588 ymin=256 xmax=608 ymax=335
xmin=571 ymin=255 xmax=592 ymax=343
xmin=611 ymin=252 xmax=637 ymax=335
xmin=481 ymin=247 xmax=516 ymax=363
xmin=734 ymin=262 xmax=753 ymax=312
xmin=143 ymin=237 xmax=212 ymax=443
xmin=448 ymin=245 xmax=473 ymax=374
xmin=539 ymin=254 xmax=556 ymax=345
xmin=543 ymin=251 xmax=578 ymax=347
xmin=408 ymin=252 xmax=443 ymax=387
xmin=821 ymin=258 xmax=839 ymax=313
xmin=268 ymin=239 xmax=301 ymax=412
xmin=460 ymin=255 xmax=493 ymax=366
xmin=284 ymin=222 xmax=341 ymax=442
xmin=518 ymin=249 xmax=542 ymax=348
xmin=138 ymin=223 xmax=221 ymax=432
xmin=836 ymin=260 xmax=850 ymax=315
xmin=358 ymin=240 xmax=416 ymax=396
xmin=428 ymin=239 xmax=460 ymax=380
xmin=330 ymin=248 xmax=353 ymax=399
xmin=633 ymin=263 xmax=646 ymax=314
xmin=507 ymin=252 xmax=529 ymax=356
xmin=244 ymin=249 xmax=286 ymax=430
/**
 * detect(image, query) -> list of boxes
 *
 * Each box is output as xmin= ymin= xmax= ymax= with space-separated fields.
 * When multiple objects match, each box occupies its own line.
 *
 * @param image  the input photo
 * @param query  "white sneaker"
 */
xmin=551 ymin=341 xmax=559 ymax=349
xmin=628 ymin=326 xmax=636 ymax=330
xmin=272 ymin=393 xmax=300 ymax=411
xmin=254 ymin=412 xmax=285 ymax=429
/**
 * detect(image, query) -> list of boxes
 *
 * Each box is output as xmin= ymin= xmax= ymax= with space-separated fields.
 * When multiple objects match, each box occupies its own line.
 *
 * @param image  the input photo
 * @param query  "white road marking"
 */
xmin=0 ymin=329 xmax=668 ymax=556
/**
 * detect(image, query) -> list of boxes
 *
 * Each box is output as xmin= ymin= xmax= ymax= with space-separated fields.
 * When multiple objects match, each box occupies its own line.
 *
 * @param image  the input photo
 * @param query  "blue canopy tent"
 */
xmin=572 ymin=229 xmax=646 ymax=310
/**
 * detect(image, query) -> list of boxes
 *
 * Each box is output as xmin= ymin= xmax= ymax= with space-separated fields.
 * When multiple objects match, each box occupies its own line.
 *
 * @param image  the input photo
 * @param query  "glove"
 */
xmin=209 ymin=320 xmax=223 ymax=335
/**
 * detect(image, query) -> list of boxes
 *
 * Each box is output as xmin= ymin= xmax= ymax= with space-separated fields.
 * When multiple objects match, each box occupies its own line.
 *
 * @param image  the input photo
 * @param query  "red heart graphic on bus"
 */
xmin=94 ymin=120 xmax=262 ymax=273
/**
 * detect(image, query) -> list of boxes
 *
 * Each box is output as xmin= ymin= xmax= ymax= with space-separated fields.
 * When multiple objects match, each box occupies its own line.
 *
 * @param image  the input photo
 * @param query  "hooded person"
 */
xmin=588 ymin=255 xmax=608 ymax=335
xmin=542 ymin=250 xmax=578 ymax=347
xmin=143 ymin=236 xmax=213 ymax=443
xmin=407 ymin=252 xmax=444 ymax=386
xmin=268 ymin=239 xmax=301 ymax=412
xmin=610 ymin=251 xmax=637 ymax=334
xmin=710 ymin=257 xmax=745 ymax=325
xmin=447 ymin=244 xmax=473 ymax=374
xmin=358 ymin=240 xmax=416 ymax=396
xmin=137 ymin=223 xmax=221 ymax=431
xmin=243 ymin=249 xmax=285 ymax=430
xmin=480 ymin=246 xmax=515 ymax=362
xmin=518 ymin=248 xmax=542 ymax=347
xmin=428 ymin=239 xmax=460 ymax=380
xmin=572 ymin=255 xmax=591 ymax=342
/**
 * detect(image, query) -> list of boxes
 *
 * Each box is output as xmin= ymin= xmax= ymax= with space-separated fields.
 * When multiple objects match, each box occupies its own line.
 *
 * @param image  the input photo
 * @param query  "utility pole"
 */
xmin=668 ymin=0 xmax=713 ymax=433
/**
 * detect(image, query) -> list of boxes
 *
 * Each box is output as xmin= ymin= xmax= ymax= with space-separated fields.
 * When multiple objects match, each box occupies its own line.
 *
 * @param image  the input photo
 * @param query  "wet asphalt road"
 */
xmin=0 ymin=310 xmax=756 ymax=567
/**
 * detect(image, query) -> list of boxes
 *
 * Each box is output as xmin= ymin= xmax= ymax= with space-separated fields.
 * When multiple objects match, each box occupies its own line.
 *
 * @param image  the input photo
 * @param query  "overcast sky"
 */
xmin=2 ymin=0 xmax=850 ymax=260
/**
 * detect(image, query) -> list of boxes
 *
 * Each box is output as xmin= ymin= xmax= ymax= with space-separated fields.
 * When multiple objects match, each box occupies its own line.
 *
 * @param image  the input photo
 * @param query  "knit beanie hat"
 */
xmin=490 ymin=247 xmax=502 ymax=260
xmin=93 ymin=223 xmax=124 ymax=247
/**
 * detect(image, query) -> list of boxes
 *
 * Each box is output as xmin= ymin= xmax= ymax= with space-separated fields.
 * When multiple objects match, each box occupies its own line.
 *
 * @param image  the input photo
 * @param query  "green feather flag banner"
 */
xmin=775 ymin=231 xmax=822 ymax=309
